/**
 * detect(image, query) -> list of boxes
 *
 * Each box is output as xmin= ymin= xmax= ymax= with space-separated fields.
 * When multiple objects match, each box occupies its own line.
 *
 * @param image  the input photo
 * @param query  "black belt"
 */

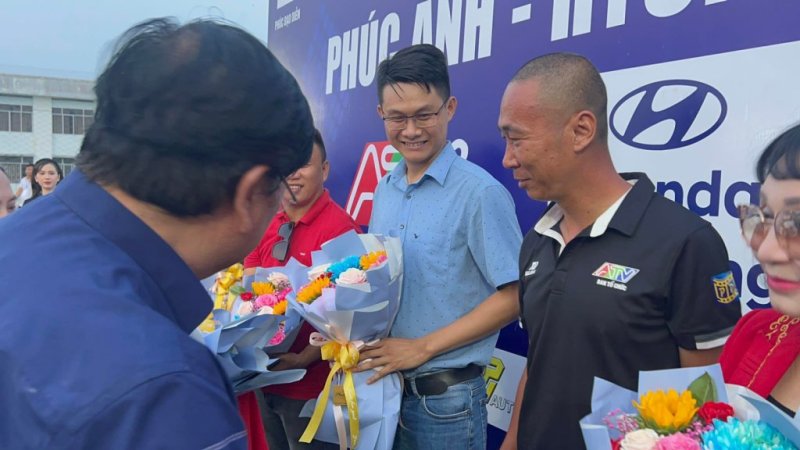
xmin=404 ymin=364 xmax=484 ymax=396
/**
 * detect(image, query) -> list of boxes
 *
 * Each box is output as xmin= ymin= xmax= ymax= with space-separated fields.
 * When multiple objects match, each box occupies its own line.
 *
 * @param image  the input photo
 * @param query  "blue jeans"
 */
xmin=393 ymin=375 xmax=488 ymax=450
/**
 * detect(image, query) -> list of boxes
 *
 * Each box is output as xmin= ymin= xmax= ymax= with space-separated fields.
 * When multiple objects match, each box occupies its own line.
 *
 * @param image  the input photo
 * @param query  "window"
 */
xmin=0 ymin=104 xmax=33 ymax=132
xmin=53 ymin=157 xmax=76 ymax=178
xmin=0 ymin=155 xmax=34 ymax=183
xmin=53 ymin=108 xmax=94 ymax=135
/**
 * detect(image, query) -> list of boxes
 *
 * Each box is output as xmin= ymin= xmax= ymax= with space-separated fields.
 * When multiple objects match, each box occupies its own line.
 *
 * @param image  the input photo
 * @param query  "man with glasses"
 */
xmin=497 ymin=53 xmax=742 ymax=449
xmin=358 ymin=44 xmax=522 ymax=450
xmin=243 ymin=129 xmax=358 ymax=450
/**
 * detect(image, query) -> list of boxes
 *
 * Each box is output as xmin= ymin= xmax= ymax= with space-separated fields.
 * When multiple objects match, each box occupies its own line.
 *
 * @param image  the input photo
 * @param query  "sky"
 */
xmin=0 ymin=0 xmax=270 ymax=80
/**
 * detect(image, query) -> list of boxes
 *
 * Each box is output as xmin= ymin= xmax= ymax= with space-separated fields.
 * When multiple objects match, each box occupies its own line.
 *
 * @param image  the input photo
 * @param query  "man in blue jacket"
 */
xmin=0 ymin=18 xmax=314 ymax=449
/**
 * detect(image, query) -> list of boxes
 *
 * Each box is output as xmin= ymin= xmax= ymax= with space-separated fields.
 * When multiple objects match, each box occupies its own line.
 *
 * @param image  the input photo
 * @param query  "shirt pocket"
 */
xmin=406 ymin=230 xmax=453 ymax=283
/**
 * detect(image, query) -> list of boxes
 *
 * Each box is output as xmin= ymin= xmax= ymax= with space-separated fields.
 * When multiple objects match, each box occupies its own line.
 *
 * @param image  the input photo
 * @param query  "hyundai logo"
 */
xmin=610 ymin=80 xmax=727 ymax=151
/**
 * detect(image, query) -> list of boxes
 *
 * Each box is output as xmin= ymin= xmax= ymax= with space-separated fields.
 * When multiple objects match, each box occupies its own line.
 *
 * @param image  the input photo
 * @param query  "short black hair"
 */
xmin=313 ymin=129 xmax=326 ymax=162
xmin=31 ymin=158 xmax=64 ymax=199
xmin=376 ymin=44 xmax=450 ymax=104
xmin=512 ymin=53 xmax=608 ymax=141
xmin=756 ymin=123 xmax=800 ymax=183
xmin=24 ymin=163 xmax=34 ymax=169
xmin=77 ymin=18 xmax=314 ymax=217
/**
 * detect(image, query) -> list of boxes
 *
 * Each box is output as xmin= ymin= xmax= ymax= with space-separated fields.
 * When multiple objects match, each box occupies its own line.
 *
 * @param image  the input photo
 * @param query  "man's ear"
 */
xmin=321 ymin=159 xmax=330 ymax=183
xmin=571 ymin=110 xmax=597 ymax=153
xmin=231 ymin=165 xmax=274 ymax=233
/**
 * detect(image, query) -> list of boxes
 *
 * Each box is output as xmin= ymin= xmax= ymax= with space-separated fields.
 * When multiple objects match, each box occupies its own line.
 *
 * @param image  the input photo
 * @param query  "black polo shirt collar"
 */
xmin=533 ymin=172 xmax=650 ymax=251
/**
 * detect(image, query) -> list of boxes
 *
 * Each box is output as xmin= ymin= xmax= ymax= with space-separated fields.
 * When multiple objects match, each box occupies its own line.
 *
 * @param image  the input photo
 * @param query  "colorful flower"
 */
xmin=267 ymin=272 xmax=291 ymax=291
xmin=297 ymin=274 xmax=332 ymax=304
xmin=328 ymin=256 xmax=362 ymax=282
xmin=634 ymin=389 xmax=698 ymax=434
xmin=252 ymin=281 xmax=275 ymax=296
xmin=337 ymin=268 xmax=368 ymax=285
xmin=697 ymin=401 xmax=734 ymax=425
xmin=272 ymin=300 xmax=288 ymax=315
xmin=268 ymin=325 xmax=286 ymax=346
xmin=620 ymin=429 xmax=660 ymax=450
xmin=240 ymin=292 xmax=254 ymax=301
xmin=654 ymin=433 xmax=700 ymax=450
xmin=359 ymin=251 xmax=387 ymax=270
xmin=308 ymin=263 xmax=331 ymax=280
xmin=701 ymin=418 xmax=798 ymax=450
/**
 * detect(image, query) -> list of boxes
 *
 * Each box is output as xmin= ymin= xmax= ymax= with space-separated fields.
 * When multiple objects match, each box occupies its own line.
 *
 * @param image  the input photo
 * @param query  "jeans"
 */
xmin=393 ymin=375 xmax=488 ymax=450
xmin=259 ymin=392 xmax=338 ymax=450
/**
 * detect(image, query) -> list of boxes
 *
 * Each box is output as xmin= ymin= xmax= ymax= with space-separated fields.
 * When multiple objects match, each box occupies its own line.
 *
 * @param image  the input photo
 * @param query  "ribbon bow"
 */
xmin=300 ymin=333 xmax=362 ymax=449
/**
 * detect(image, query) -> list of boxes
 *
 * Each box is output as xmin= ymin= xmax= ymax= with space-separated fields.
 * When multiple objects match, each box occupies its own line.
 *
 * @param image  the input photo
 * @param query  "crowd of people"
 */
xmin=0 ymin=16 xmax=797 ymax=450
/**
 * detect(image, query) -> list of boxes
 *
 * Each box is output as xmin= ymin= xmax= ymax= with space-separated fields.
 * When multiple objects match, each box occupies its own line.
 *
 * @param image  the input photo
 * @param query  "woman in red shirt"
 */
xmin=721 ymin=123 xmax=800 ymax=417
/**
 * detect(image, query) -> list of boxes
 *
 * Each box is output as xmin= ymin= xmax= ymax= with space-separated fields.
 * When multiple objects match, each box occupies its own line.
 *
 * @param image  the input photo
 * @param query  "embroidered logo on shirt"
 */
xmin=524 ymin=261 xmax=539 ymax=278
xmin=711 ymin=271 xmax=739 ymax=304
xmin=592 ymin=262 xmax=639 ymax=292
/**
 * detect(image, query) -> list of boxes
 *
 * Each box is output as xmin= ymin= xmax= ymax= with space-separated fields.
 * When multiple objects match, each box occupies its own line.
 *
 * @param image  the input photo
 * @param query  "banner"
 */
xmin=266 ymin=1 xmax=800 ymax=446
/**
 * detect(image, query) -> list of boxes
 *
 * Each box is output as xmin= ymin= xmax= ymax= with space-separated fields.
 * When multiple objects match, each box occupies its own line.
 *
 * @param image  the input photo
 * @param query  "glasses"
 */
xmin=382 ymin=100 xmax=448 ymax=131
xmin=738 ymin=204 xmax=800 ymax=257
xmin=271 ymin=221 xmax=295 ymax=262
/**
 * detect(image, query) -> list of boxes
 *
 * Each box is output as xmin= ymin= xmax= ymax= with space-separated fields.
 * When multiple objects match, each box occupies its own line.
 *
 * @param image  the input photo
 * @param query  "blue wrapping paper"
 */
xmin=579 ymin=364 xmax=800 ymax=448
xmin=192 ymin=273 xmax=306 ymax=393
xmin=283 ymin=231 xmax=404 ymax=450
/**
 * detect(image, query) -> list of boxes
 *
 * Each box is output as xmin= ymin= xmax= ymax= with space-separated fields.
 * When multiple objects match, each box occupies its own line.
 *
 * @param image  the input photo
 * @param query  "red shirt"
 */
xmin=244 ymin=189 xmax=360 ymax=399
xmin=720 ymin=309 xmax=800 ymax=398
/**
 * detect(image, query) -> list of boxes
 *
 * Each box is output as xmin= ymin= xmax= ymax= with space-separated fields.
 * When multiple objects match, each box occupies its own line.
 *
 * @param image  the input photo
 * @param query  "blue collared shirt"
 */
xmin=369 ymin=143 xmax=522 ymax=376
xmin=0 ymin=170 xmax=246 ymax=449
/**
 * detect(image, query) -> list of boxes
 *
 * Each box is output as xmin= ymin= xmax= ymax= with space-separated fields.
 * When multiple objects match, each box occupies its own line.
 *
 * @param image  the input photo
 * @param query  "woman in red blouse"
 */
xmin=721 ymin=123 xmax=800 ymax=417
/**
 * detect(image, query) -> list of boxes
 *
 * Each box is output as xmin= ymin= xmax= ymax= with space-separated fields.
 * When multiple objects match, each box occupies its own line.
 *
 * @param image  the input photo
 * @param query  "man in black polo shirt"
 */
xmin=496 ymin=53 xmax=741 ymax=449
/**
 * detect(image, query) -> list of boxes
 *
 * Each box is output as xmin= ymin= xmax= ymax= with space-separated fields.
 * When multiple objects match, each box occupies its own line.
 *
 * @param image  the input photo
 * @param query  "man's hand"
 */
xmin=268 ymin=344 xmax=321 ymax=371
xmin=356 ymin=338 xmax=433 ymax=384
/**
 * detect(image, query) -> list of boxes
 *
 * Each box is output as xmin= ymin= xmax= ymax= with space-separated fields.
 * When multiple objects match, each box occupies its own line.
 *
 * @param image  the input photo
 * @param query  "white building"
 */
xmin=0 ymin=73 xmax=95 ymax=186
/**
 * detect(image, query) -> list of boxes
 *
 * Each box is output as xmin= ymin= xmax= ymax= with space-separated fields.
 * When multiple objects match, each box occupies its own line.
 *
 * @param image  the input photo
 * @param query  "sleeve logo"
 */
xmin=711 ymin=271 xmax=740 ymax=304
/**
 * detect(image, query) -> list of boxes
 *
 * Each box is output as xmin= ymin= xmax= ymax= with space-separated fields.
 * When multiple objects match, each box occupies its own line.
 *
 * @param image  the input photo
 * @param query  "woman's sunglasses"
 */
xmin=738 ymin=204 xmax=800 ymax=257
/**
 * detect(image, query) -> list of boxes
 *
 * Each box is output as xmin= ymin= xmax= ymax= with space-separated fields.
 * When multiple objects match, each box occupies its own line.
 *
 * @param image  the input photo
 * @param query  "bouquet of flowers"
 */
xmin=238 ymin=268 xmax=303 ymax=353
xmin=279 ymin=230 xmax=403 ymax=450
xmin=191 ymin=264 xmax=306 ymax=393
xmin=580 ymin=364 xmax=800 ymax=449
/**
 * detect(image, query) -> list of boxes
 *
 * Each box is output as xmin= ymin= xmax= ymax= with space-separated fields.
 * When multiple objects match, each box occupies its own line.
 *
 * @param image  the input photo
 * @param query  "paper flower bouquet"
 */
xmin=580 ymin=364 xmax=800 ymax=450
xmin=192 ymin=264 xmax=305 ymax=393
xmin=278 ymin=230 xmax=403 ymax=450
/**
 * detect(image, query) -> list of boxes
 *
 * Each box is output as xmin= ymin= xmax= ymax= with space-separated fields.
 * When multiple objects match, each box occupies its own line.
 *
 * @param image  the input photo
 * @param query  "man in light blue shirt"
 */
xmin=359 ymin=44 xmax=522 ymax=450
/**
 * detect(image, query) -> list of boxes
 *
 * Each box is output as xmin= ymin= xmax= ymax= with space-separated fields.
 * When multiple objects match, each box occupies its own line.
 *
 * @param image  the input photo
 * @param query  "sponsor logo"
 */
xmin=610 ymin=80 xmax=727 ymax=151
xmin=524 ymin=261 xmax=539 ymax=277
xmin=593 ymin=262 xmax=639 ymax=292
xmin=712 ymin=271 xmax=740 ymax=304
xmin=484 ymin=356 xmax=505 ymax=399
xmin=345 ymin=141 xmax=402 ymax=226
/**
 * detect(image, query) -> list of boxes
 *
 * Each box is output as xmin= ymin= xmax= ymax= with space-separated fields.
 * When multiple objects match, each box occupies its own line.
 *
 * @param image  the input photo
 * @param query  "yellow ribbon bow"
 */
xmin=300 ymin=341 xmax=361 ymax=448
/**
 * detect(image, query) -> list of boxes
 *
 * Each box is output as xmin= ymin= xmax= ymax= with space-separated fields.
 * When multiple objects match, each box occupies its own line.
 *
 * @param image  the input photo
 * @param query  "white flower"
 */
xmin=237 ymin=302 xmax=253 ymax=316
xmin=337 ymin=268 xmax=367 ymax=285
xmin=621 ymin=429 xmax=660 ymax=450
xmin=308 ymin=263 xmax=331 ymax=280
xmin=256 ymin=306 xmax=274 ymax=315
xmin=267 ymin=272 xmax=291 ymax=290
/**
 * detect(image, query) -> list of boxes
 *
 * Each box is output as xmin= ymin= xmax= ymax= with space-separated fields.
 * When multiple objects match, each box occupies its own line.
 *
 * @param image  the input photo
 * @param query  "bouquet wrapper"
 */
xmin=579 ymin=364 xmax=800 ymax=449
xmin=193 ymin=275 xmax=305 ymax=394
xmin=283 ymin=231 xmax=403 ymax=450
xmin=240 ymin=268 xmax=304 ymax=354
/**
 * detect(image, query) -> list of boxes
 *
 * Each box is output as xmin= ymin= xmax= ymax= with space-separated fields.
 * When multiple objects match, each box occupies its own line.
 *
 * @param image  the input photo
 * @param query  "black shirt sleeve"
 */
xmin=666 ymin=223 xmax=741 ymax=350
